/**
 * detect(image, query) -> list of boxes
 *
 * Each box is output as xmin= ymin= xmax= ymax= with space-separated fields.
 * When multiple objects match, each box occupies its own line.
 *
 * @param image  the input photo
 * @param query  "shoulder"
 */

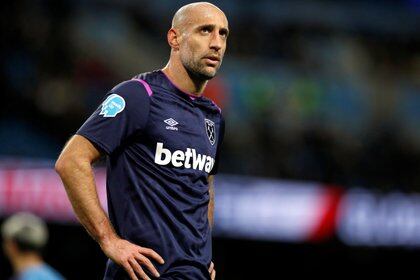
xmin=201 ymin=95 xmax=223 ymax=117
xmin=111 ymin=78 xmax=153 ymax=99
xmin=132 ymin=70 xmax=161 ymax=89
xmin=210 ymin=99 xmax=222 ymax=115
xmin=105 ymin=78 xmax=154 ymax=112
xmin=210 ymin=102 xmax=225 ymax=132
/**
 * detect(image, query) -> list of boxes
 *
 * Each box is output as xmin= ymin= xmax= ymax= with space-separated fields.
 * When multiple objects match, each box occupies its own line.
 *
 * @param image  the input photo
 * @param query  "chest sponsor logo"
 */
xmin=154 ymin=142 xmax=215 ymax=173
xmin=164 ymin=118 xmax=178 ymax=131
xmin=205 ymin=119 xmax=216 ymax=145
xmin=99 ymin=94 xmax=126 ymax=117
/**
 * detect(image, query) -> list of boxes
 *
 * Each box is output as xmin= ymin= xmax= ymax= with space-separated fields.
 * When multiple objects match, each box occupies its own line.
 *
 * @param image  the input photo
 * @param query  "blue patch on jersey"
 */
xmin=100 ymin=94 xmax=126 ymax=117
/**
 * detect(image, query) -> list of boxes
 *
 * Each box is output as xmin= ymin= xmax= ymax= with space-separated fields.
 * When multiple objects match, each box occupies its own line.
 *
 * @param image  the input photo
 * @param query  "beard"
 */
xmin=182 ymin=55 xmax=221 ymax=81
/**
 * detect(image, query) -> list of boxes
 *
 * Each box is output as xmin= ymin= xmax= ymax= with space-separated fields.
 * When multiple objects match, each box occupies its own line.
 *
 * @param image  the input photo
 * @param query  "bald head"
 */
xmin=172 ymin=2 xmax=227 ymax=33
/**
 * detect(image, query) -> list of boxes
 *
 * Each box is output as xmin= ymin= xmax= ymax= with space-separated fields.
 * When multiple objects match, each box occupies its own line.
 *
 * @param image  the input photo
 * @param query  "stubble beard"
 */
xmin=183 ymin=56 xmax=220 ymax=81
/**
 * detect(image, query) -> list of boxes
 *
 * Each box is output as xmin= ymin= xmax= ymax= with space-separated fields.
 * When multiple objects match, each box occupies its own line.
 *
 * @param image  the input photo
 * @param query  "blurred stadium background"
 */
xmin=1 ymin=0 xmax=419 ymax=278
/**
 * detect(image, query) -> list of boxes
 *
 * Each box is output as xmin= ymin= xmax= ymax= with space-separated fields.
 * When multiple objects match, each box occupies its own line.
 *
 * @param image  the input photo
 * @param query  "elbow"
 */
xmin=55 ymin=155 xmax=68 ymax=176
xmin=55 ymin=152 xmax=78 ymax=176
xmin=55 ymin=151 xmax=91 ymax=177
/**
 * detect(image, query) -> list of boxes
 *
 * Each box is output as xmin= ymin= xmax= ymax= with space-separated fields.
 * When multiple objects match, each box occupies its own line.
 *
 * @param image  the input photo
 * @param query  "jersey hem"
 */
xmin=76 ymin=132 xmax=113 ymax=155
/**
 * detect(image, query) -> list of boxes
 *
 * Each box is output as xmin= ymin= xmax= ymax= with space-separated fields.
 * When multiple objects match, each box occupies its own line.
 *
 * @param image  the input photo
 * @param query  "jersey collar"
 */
xmin=158 ymin=70 xmax=203 ymax=101
xmin=157 ymin=70 xmax=221 ymax=114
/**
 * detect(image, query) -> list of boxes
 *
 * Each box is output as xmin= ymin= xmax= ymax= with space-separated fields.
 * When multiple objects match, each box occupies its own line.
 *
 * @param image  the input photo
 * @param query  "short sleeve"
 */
xmin=76 ymin=80 xmax=151 ymax=154
xmin=209 ymin=115 xmax=225 ymax=175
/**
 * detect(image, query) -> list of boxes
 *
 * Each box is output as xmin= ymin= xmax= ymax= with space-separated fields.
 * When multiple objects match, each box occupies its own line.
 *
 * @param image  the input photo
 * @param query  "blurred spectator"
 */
xmin=1 ymin=212 xmax=64 ymax=280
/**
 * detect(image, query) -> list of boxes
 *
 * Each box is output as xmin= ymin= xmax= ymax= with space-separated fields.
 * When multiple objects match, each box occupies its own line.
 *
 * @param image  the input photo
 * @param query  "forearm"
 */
xmin=56 ymin=156 xmax=116 ymax=245
xmin=208 ymin=175 xmax=215 ymax=228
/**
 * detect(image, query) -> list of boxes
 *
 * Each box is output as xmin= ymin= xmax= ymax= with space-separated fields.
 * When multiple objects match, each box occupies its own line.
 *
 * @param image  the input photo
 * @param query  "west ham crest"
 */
xmin=205 ymin=119 xmax=216 ymax=145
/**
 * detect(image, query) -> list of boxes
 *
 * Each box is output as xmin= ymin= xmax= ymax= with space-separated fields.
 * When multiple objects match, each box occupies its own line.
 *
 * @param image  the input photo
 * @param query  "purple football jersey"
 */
xmin=77 ymin=70 xmax=224 ymax=279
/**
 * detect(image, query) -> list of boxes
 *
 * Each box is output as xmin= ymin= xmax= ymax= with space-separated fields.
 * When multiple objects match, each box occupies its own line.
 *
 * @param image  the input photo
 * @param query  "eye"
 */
xmin=219 ymin=29 xmax=229 ymax=38
xmin=201 ymin=27 xmax=211 ymax=34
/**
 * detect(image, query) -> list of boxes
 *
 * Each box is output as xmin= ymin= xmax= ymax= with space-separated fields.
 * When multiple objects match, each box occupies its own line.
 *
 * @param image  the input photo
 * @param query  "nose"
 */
xmin=209 ymin=32 xmax=223 ymax=52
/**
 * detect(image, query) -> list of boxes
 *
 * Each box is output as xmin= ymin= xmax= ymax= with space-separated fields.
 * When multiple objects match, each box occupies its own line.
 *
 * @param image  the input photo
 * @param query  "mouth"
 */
xmin=205 ymin=55 xmax=220 ymax=61
xmin=203 ymin=56 xmax=220 ymax=66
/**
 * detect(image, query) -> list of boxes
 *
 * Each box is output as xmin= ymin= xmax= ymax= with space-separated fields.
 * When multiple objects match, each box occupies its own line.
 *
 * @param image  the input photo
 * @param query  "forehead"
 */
xmin=186 ymin=6 xmax=228 ymax=29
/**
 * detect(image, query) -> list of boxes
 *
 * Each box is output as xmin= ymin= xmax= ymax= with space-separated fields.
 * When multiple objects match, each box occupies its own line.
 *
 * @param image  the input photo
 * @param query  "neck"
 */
xmin=162 ymin=59 xmax=208 ymax=96
xmin=11 ymin=253 xmax=43 ymax=274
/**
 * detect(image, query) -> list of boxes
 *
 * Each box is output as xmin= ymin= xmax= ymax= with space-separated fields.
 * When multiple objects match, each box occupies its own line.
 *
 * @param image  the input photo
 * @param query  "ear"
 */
xmin=167 ymin=28 xmax=180 ymax=50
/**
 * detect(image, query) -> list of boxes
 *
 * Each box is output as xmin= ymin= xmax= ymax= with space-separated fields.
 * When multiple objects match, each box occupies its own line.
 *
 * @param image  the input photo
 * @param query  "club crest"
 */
xmin=205 ymin=119 xmax=216 ymax=145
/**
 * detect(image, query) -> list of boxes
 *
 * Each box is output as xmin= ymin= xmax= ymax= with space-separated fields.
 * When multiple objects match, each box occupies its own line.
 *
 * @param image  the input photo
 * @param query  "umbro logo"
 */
xmin=164 ymin=118 xmax=178 ymax=131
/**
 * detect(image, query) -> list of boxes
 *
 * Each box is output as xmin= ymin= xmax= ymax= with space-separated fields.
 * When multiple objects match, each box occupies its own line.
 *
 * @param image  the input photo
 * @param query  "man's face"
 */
xmin=178 ymin=7 xmax=229 ymax=80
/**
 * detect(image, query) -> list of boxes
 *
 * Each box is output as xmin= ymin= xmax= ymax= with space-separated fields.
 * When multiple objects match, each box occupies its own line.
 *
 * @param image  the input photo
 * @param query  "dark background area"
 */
xmin=1 ymin=0 xmax=419 ymax=190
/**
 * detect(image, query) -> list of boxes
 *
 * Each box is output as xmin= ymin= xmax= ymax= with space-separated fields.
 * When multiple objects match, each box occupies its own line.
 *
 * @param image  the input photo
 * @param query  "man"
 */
xmin=55 ymin=2 xmax=228 ymax=280
xmin=1 ymin=212 xmax=65 ymax=280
